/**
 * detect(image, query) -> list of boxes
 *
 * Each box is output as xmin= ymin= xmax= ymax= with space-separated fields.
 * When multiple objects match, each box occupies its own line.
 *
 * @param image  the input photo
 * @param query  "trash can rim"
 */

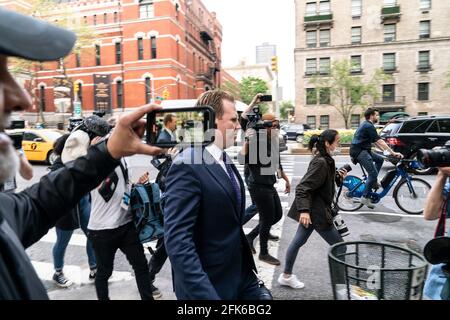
xmin=328 ymin=241 xmax=428 ymax=272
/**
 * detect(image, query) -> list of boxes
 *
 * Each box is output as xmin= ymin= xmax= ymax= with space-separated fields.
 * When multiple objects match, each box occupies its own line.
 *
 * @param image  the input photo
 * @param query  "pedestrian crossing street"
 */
xmin=29 ymin=154 xmax=299 ymax=294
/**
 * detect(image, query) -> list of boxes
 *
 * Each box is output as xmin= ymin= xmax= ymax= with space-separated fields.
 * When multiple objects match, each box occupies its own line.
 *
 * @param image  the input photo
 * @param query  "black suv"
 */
xmin=379 ymin=115 xmax=450 ymax=174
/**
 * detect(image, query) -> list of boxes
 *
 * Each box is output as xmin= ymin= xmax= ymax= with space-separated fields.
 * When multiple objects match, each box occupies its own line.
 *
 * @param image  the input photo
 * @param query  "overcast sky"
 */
xmin=202 ymin=0 xmax=296 ymax=102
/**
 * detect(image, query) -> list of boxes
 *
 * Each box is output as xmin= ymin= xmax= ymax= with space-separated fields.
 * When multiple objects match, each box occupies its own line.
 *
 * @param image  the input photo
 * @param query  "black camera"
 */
xmin=73 ymin=115 xmax=111 ymax=141
xmin=247 ymin=106 xmax=272 ymax=131
xmin=7 ymin=132 xmax=24 ymax=150
xmin=417 ymin=140 xmax=450 ymax=169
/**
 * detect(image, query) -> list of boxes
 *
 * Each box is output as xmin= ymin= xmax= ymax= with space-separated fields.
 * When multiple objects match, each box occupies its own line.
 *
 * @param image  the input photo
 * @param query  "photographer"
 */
xmin=278 ymin=130 xmax=347 ymax=289
xmin=423 ymin=166 xmax=450 ymax=300
xmin=239 ymin=94 xmax=290 ymax=266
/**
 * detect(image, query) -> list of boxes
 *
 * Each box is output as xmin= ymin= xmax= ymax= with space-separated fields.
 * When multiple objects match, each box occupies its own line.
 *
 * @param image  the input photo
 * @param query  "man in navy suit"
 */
xmin=157 ymin=114 xmax=177 ymax=143
xmin=163 ymin=90 xmax=267 ymax=300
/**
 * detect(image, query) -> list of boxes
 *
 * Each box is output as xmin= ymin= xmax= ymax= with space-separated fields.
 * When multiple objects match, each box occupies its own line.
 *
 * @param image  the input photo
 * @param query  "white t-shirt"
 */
xmin=88 ymin=159 xmax=133 ymax=231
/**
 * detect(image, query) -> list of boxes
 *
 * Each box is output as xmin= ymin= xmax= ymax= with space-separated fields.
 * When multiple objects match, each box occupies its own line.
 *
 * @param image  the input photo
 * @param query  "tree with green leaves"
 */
xmin=279 ymin=101 xmax=294 ymax=120
xmin=309 ymin=59 xmax=389 ymax=129
xmin=10 ymin=0 xmax=95 ymax=124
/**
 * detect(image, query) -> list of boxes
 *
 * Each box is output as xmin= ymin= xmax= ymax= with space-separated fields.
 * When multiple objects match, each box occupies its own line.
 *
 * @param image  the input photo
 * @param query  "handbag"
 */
xmin=423 ymin=192 xmax=450 ymax=300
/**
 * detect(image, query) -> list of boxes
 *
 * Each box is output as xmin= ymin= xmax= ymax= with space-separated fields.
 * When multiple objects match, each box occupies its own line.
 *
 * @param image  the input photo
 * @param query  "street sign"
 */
xmin=74 ymin=101 xmax=82 ymax=117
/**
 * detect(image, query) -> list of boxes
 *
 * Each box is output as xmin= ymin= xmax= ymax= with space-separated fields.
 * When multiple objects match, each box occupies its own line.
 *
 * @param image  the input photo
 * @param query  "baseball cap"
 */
xmin=0 ymin=8 xmax=76 ymax=61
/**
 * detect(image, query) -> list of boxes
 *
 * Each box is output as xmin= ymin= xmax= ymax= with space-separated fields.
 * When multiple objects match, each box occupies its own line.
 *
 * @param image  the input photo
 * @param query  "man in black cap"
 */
xmin=0 ymin=8 xmax=164 ymax=299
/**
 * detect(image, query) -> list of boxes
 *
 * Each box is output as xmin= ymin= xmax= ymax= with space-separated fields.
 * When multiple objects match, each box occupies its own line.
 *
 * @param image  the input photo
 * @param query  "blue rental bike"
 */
xmin=337 ymin=156 xmax=431 ymax=215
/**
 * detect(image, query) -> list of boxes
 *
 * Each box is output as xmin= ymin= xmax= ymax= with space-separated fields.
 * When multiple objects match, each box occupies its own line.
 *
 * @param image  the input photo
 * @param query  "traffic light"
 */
xmin=162 ymin=89 xmax=170 ymax=100
xmin=271 ymin=56 xmax=278 ymax=73
xmin=73 ymin=82 xmax=80 ymax=93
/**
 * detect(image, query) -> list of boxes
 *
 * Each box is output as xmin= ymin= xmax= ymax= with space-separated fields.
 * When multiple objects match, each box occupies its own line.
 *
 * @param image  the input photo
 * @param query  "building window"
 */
xmin=319 ymin=57 xmax=330 ymax=75
xmin=351 ymin=55 xmax=362 ymax=73
xmin=114 ymin=12 xmax=118 ymax=23
xmin=75 ymin=53 xmax=81 ymax=68
xmin=418 ymin=83 xmax=429 ymax=101
xmin=138 ymin=38 xmax=144 ymax=60
xmin=115 ymin=42 xmax=122 ymax=64
xmin=383 ymin=53 xmax=396 ymax=72
xmin=320 ymin=115 xmax=330 ymax=129
xmin=93 ymin=14 xmax=97 ymax=25
xmin=103 ymin=13 xmax=107 ymax=24
xmin=306 ymin=2 xmax=317 ymax=16
xmin=384 ymin=24 xmax=396 ymax=42
xmin=319 ymin=29 xmax=330 ymax=47
xmin=306 ymin=30 xmax=317 ymax=48
xmin=151 ymin=36 xmax=157 ymax=59
xmin=420 ymin=0 xmax=431 ymax=10
xmin=117 ymin=81 xmax=123 ymax=109
xmin=351 ymin=0 xmax=362 ymax=17
xmin=319 ymin=88 xmax=331 ymax=104
xmin=307 ymin=116 xmax=316 ymax=129
xmin=418 ymin=51 xmax=430 ymax=70
xmin=306 ymin=88 xmax=317 ymax=105
xmin=39 ymin=86 xmax=46 ymax=111
xmin=306 ymin=58 xmax=317 ymax=75
xmin=383 ymin=84 xmax=396 ymax=102
xmin=383 ymin=0 xmax=397 ymax=7
xmin=319 ymin=1 xmax=330 ymax=15
xmin=351 ymin=114 xmax=361 ymax=129
xmin=351 ymin=27 xmax=362 ymax=44
xmin=145 ymin=77 xmax=152 ymax=104
xmin=420 ymin=21 xmax=431 ymax=39
xmin=139 ymin=0 xmax=154 ymax=19
xmin=95 ymin=44 xmax=101 ymax=66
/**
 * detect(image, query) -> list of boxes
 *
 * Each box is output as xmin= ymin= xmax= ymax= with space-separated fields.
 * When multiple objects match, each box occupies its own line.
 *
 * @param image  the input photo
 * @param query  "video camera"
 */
xmin=417 ymin=140 xmax=450 ymax=169
xmin=72 ymin=115 xmax=111 ymax=141
xmin=246 ymin=106 xmax=273 ymax=131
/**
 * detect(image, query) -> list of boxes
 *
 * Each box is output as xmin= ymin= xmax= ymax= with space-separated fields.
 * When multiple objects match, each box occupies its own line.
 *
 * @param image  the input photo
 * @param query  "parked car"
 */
xmin=378 ymin=115 xmax=450 ymax=174
xmin=283 ymin=123 xmax=312 ymax=143
xmin=5 ymin=129 xmax=63 ymax=165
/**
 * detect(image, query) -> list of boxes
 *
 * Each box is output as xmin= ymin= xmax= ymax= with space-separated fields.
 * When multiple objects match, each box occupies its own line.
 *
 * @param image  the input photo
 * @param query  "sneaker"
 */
xmin=277 ymin=274 xmax=305 ymax=289
xmin=246 ymin=236 xmax=256 ymax=254
xmin=360 ymin=197 xmax=375 ymax=209
xmin=89 ymin=269 xmax=97 ymax=281
xmin=259 ymin=253 xmax=281 ymax=266
xmin=53 ymin=272 xmax=73 ymax=288
xmin=151 ymin=283 xmax=162 ymax=299
xmin=268 ymin=233 xmax=280 ymax=241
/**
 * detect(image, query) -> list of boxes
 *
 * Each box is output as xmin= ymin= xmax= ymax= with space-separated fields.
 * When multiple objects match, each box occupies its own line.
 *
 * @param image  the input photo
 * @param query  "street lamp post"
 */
xmin=139 ymin=82 xmax=176 ymax=103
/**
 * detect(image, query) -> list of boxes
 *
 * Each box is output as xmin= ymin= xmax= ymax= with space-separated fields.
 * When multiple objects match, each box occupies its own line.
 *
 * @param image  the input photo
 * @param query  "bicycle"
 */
xmin=337 ymin=156 xmax=431 ymax=215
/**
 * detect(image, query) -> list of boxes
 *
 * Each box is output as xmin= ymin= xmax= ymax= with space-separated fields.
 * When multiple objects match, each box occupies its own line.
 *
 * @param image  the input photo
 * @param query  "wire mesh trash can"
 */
xmin=328 ymin=241 xmax=428 ymax=300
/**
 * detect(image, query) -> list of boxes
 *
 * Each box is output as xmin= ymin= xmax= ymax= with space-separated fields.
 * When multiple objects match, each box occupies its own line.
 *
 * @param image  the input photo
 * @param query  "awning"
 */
xmin=380 ymin=111 xmax=410 ymax=122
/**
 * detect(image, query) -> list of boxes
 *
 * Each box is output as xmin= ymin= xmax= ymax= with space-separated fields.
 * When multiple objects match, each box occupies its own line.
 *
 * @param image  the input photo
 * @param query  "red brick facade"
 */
xmin=2 ymin=0 xmax=226 ymax=113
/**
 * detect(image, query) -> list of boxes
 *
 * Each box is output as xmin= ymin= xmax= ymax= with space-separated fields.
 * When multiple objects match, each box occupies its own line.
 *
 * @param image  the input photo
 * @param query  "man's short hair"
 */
xmin=163 ymin=114 xmax=176 ymax=126
xmin=195 ymin=90 xmax=235 ymax=119
xmin=364 ymin=108 xmax=379 ymax=120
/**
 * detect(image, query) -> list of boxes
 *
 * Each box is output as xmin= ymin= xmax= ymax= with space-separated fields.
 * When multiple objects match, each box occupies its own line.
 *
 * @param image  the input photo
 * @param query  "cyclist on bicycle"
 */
xmin=350 ymin=108 xmax=403 ymax=208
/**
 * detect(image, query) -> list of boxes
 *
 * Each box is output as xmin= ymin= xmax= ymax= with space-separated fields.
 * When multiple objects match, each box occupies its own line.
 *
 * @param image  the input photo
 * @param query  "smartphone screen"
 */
xmin=146 ymin=106 xmax=216 ymax=148
xmin=260 ymin=95 xmax=272 ymax=102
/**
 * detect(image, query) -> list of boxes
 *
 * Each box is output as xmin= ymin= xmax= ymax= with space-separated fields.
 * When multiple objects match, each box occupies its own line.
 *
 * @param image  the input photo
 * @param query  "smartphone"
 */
xmin=259 ymin=95 xmax=273 ymax=102
xmin=7 ymin=132 xmax=24 ymax=150
xmin=146 ymin=106 xmax=216 ymax=148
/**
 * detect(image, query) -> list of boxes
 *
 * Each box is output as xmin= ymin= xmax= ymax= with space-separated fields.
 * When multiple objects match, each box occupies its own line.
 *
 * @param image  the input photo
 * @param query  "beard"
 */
xmin=0 ymin=135 xmax=19 ymax=184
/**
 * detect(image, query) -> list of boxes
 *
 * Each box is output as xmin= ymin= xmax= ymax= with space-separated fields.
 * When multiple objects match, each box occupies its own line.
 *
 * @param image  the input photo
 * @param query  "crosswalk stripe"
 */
xmin=31 ymin=261 xmax=134 ymax=285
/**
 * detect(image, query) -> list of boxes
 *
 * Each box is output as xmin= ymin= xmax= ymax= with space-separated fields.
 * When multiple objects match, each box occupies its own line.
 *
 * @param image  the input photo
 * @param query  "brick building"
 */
xmin=295 ymin=0 xmax=450 ymax=129
xmin=1 ymin=0 xmax=226 ymax=116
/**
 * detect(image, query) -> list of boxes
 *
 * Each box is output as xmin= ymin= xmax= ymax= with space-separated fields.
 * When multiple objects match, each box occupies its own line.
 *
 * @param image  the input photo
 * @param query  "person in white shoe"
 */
xmin=279 ymin=130 xmax=347 ymax=289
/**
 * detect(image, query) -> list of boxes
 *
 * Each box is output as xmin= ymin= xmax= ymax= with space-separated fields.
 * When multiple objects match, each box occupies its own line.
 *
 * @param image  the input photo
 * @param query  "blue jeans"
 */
xmin=356 ymin=150 xmax=384 ymax=198
xmin=52 ymin=195 xmax=97 ymax=271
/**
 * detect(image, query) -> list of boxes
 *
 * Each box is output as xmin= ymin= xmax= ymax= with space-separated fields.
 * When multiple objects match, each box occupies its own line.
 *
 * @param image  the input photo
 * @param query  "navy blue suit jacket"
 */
xmin=157 ymin=129 xmax=175 ymax=143
xmin=163 ymin=147 xmax=257 ymax=300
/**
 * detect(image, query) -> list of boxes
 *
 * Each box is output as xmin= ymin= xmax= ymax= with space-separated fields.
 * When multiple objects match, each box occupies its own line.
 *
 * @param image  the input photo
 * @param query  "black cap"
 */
xmin=0 ymin=8 xmax=76 ymax=61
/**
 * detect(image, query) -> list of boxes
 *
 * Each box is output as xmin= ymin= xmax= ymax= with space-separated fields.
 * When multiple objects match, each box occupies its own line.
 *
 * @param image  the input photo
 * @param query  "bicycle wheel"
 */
xmin=337 ymin=176 xmax=364 ymax=212
xmin=393 ymin=178 xmax=431 ymax=215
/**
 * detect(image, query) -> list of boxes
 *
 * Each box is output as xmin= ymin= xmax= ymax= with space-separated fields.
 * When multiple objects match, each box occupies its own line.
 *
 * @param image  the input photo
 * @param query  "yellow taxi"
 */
xmin=6 ymin=129 xmax=64 ymax=164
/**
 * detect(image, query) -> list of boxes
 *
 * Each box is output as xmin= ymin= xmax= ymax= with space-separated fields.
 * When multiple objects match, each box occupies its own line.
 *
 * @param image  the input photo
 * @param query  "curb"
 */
xmin=290 ymin=146 xmax=350 ymax=155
